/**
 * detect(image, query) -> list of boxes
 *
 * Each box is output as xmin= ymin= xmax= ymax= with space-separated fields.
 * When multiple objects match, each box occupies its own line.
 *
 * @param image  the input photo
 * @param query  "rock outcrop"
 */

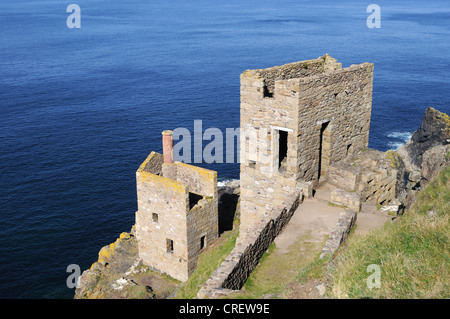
xmin=74 ymin=226 xmax=180 ymax=299
xmin=421 ymin=144 xmax=450 ymax=186
xmin=398 ymin=107 xmax=449 ymax=170
xmin=397 ymin=107 xmax=449 ymax=208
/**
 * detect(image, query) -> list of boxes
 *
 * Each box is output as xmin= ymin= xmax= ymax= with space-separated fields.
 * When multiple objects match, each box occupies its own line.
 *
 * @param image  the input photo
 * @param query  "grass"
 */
xmin=328 ymin=201 xmax=348 ymax=209
xmin=226 ymin=232 xmax=327 ymax=299
xmin=294 ymin=252 xmax=330 ymax=285
xmin=327 ymin=167 xmax=450 ymax=299
xmin=174 ymin=223 xmax=240 ymax=299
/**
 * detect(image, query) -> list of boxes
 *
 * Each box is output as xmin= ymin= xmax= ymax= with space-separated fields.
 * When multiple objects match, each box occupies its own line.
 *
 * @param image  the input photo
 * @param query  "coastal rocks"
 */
xmin=397 ymin=107 xmax=449 ymax=200
xmin=421 ymin=144 xmax=450 ymax=186
xmin=74 ymin=225 xmax=143 ymax=298
xmin=398 ymin=107 xmax=449 ymax=181
xmin=398 ymin=107 xmax=450 ymax=170
xmin=74 ymin=225 xmax=178 ymax=299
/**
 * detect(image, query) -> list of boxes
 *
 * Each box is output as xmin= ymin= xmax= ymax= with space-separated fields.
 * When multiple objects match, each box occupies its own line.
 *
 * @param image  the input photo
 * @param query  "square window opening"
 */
xmin=200 ymin=235 xmax=206 ymax=250
xmin=278 ymin=130 xmax=288 ymax=171
xmin=263 ymin=85 xmax=273 ymax=98
xmin=166 ymin=239 xmax=174 ymax=254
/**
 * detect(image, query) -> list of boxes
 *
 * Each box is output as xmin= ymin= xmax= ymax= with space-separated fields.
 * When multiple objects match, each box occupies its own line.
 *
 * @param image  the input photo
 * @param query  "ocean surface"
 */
xmin=1 ymin=0 xmax=449 ymax=298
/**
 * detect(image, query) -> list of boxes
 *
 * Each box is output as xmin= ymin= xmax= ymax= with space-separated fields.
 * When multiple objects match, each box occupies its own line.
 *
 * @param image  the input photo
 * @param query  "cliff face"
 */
xmin=398 ymin=107 xmax=450 ymax=172
xmin=74 ymin=226 xmax=180 ymax=299
xmin=397 ymin=107 xmax=449 ymax=207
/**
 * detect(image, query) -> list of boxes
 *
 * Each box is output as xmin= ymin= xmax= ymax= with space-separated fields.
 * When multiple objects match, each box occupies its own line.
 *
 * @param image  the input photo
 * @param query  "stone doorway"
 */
xmin=318 ymin=121 xmax=331 ymax=181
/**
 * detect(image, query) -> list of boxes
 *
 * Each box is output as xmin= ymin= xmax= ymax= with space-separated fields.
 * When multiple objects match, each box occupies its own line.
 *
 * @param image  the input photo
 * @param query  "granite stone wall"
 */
xmin=320 ymin=209 xmax=357 ymax=259
xmin=328 ymin=148 xmax=406 ymax=207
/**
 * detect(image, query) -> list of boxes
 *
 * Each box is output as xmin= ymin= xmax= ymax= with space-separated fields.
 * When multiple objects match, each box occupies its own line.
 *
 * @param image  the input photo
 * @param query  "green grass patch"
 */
xmin=174 ymin=226 xmax=239 ymax=299
xmin=328 ymin=201 xmax=348 ymax=209
xmin=227 ymin=232 xmax=327 ymax=299
xmin=295 ymin=253 xmax=330 ymax=285
xmin=327 ymin=167 xmax=450 ymax=299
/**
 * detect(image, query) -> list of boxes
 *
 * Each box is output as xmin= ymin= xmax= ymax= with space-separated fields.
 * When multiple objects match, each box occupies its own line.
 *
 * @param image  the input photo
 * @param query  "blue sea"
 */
xmin=1 ymin=0 xmax=449 ymax=298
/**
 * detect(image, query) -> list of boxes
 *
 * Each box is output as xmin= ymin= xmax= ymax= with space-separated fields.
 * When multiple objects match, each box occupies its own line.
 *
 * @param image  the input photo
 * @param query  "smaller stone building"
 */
xmin=135 ymin=131 xmax=219 ymax=282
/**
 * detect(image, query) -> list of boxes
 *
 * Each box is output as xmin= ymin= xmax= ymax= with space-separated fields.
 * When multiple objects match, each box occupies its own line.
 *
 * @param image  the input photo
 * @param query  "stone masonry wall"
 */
xmin=186 ymin=196 xmax=218 ymax=276
xmin=136 ymin=165 xmax=189 ymax=282
xmin=328 ymin=148 xmax=406 ymax=207
xmin=160 ymin=161 xmax=219 ymax=275
xmin=197 ymin=192 xmax=301 ymax=299
xmin=257 ymin=55 xmax=341 ymax=95
xmin=320 ymin=209 xmax=357 ymax=259
xmin=163 ymin=162 xmax=217 ymax=197
xmin=141 ymin=151 xmax=164 ymax=174
xmin=294 ymin=62 xmax=374 ymax=183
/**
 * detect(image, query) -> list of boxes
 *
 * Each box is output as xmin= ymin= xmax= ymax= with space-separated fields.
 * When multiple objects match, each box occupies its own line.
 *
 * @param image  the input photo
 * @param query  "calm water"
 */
xmin=1 ymin=0 xmax=449 ymax=298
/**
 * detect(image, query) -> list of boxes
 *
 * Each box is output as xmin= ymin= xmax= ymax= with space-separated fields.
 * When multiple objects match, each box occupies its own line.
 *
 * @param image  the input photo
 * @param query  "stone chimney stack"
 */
xmin=162 ymin=130 xmax=174 ymax=164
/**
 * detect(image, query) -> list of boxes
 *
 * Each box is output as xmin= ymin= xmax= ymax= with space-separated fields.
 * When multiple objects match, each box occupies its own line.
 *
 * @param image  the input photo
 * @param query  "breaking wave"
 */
xmin=217 ymin=178 xmax=238 ymax=187
xmin=386 ymin=131 xmax=413 ymax=150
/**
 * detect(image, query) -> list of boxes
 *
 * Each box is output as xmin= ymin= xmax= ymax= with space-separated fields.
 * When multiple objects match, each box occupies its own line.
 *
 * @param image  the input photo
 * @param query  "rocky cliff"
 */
xmin=396 ymin=107 xmax=449 ymax=211
xmin=399 ymin=107 xmax=450 ymax=169
xmin=398 ymin=107 xmax=450 ymax=192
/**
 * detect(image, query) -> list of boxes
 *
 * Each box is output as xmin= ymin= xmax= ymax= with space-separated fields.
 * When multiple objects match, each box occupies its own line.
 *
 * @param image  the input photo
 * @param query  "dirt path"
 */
xmin=274 ymin=183 xmax=344 ymax=254
xmin=275 ymin=183 xmax=391 ymax=252
xmin=274 ymin=183 xmax=390 ymax=298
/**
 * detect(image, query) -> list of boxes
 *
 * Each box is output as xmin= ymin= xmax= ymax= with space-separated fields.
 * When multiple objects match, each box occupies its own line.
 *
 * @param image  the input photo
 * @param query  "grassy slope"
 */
xmin=174 ymin=224 xmax=240 ymax=299
xmin=327 ymin=167 xmax=450 ymax=298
